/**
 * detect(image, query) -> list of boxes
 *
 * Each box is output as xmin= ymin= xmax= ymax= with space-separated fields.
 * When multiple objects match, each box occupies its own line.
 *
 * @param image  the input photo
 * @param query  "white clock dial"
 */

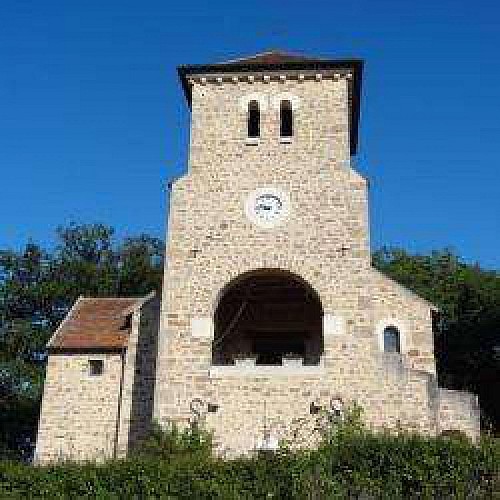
xmin=254 ymin=194 xmax=283 ymax=222
xmin=245 ymin=187 xmax=290 ymax=228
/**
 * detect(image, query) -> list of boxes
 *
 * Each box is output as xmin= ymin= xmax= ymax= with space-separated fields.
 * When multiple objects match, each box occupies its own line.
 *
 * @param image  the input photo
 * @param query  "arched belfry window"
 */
xmin=280 ymin=100 xmax=293 ymax=137
xmin=247 ymin=100 xmax=260 ymax=138
xmin=383 ymin=326 xmax=401 ymax=353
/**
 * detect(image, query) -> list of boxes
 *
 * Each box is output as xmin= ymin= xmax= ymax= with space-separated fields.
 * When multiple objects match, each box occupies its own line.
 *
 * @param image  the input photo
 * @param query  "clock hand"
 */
xmin=256 ymin=204 xmax=272 ymax=211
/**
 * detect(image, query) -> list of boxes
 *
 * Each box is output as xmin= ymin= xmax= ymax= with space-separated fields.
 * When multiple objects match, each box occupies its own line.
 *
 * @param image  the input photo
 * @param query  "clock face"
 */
xmin=245 ymin=187 xmax=290 ymax=228
xmin=254 ymin=193 xmax=283 ymax=222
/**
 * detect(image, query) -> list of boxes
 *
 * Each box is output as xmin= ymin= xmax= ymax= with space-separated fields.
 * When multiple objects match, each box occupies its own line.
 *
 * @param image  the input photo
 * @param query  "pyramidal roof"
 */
xmin=213 ymin=50 xmax=330 ymax=66
xmin=178 ymin=49 xmax=361 ymax=74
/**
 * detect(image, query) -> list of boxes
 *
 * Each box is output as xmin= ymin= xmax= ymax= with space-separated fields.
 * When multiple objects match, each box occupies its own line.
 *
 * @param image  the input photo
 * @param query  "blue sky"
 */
xmin=1 ymin=0 xmax=499 ymax=268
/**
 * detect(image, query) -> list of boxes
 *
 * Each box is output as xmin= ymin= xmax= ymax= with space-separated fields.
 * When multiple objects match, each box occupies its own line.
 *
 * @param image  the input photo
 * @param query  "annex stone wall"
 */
xmin=35 ymin=353 xmax=124 ymax=463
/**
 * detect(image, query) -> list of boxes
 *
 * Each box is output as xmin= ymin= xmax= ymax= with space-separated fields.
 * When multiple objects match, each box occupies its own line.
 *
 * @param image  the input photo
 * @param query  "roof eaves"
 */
xmin=48 ymin=346 xmax=126 ymax=355
xmin=178 ymin=58 xmax=362 ymax=98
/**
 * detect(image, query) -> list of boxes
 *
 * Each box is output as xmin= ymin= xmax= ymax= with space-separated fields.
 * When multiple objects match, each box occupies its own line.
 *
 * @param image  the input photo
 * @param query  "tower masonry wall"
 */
xmin=154 ymin=73 xmax=480 ymax=454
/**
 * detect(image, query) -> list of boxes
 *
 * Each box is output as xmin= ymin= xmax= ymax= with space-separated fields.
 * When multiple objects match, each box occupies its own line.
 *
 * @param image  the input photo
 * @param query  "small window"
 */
xmin=122 ymin=314 xmax=132 ymax=330
xmin=280 ymin=100 xmax=293 ymax=137
xmin=247 ymin=100 xmax=260 ymax=138
xmin=383 ymin=326 xmax=401 ymax=353
xmin=89 ymin=359 xmax=104 ymax=376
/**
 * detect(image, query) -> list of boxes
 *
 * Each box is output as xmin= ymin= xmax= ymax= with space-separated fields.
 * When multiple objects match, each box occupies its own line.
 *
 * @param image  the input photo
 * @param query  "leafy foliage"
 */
xmin=131 ymin=421 xmax=213 ymax=460
xmin=0 ymin=416 xmax=498 ymax=498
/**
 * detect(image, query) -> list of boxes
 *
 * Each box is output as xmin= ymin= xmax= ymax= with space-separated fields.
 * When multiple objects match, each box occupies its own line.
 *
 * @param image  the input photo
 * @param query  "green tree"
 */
xmin=117 ymin=234 xmax=164 ymax=296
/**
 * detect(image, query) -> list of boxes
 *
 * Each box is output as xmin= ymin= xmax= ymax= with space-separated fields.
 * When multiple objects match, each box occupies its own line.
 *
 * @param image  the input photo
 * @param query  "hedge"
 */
xmin=1 ymin=422 xmax=498 ymax=498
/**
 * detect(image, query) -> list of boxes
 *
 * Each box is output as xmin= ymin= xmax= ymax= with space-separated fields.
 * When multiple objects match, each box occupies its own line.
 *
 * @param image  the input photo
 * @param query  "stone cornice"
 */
xmin=186 ymin=69 xmax=352 ymax=87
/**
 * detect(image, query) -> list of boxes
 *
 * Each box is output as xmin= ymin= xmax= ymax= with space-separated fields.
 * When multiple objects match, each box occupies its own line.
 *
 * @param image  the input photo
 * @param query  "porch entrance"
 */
xmin=213 ymin=269 xmax=323 ymax=366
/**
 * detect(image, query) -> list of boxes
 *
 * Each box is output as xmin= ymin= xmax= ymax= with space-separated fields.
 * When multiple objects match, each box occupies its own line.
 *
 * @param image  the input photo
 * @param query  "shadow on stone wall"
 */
xmin=128 ymin=299 xmax=160 ymax=449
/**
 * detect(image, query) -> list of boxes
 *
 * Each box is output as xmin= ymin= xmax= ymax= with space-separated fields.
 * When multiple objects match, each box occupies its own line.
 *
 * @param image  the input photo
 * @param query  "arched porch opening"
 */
xmin=213 ymin=269 xmax=323 ymax=366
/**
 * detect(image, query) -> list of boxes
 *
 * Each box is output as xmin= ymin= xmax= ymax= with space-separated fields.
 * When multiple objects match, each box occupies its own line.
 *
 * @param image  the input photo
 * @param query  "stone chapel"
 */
xmin=35 ymin=51 xmax=480 ymax=462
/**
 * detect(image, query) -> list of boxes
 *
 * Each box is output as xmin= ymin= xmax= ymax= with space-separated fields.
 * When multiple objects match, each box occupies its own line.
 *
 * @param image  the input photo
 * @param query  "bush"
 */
xmin=131 ymin=421 xmax=213 ymax=461
xmin=0 ymin=418 xmax=498 ymax=498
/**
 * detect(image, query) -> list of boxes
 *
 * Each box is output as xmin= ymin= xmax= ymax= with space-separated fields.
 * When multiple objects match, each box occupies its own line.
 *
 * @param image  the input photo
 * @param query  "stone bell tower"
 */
xmin=154 ymin=51 xmax=479 ymax=455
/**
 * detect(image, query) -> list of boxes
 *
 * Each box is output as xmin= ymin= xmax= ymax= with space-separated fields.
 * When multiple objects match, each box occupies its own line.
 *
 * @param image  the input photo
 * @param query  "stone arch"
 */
xmin=212 ymin=268 xmax=324 ymax=366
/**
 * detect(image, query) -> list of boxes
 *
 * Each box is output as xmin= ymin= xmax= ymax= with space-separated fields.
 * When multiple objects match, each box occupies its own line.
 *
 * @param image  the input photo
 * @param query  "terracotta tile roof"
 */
xmin=213 ymin=50 xmax=329 ymax=66
xmin=48 ymin=297 xmax=142 ymax=352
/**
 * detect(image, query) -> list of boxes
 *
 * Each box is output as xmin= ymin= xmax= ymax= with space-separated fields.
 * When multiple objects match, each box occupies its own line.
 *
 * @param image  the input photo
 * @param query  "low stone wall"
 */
xmin=163 ymin=352 xmax=480 ymax=457
xmin=437 ymin=388 xmax=481 ymax=441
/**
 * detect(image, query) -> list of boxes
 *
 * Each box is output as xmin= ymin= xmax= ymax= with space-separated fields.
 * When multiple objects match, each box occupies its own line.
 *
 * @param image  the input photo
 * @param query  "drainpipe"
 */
xmin=113 ymin=346 xmax=127 ymax=459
